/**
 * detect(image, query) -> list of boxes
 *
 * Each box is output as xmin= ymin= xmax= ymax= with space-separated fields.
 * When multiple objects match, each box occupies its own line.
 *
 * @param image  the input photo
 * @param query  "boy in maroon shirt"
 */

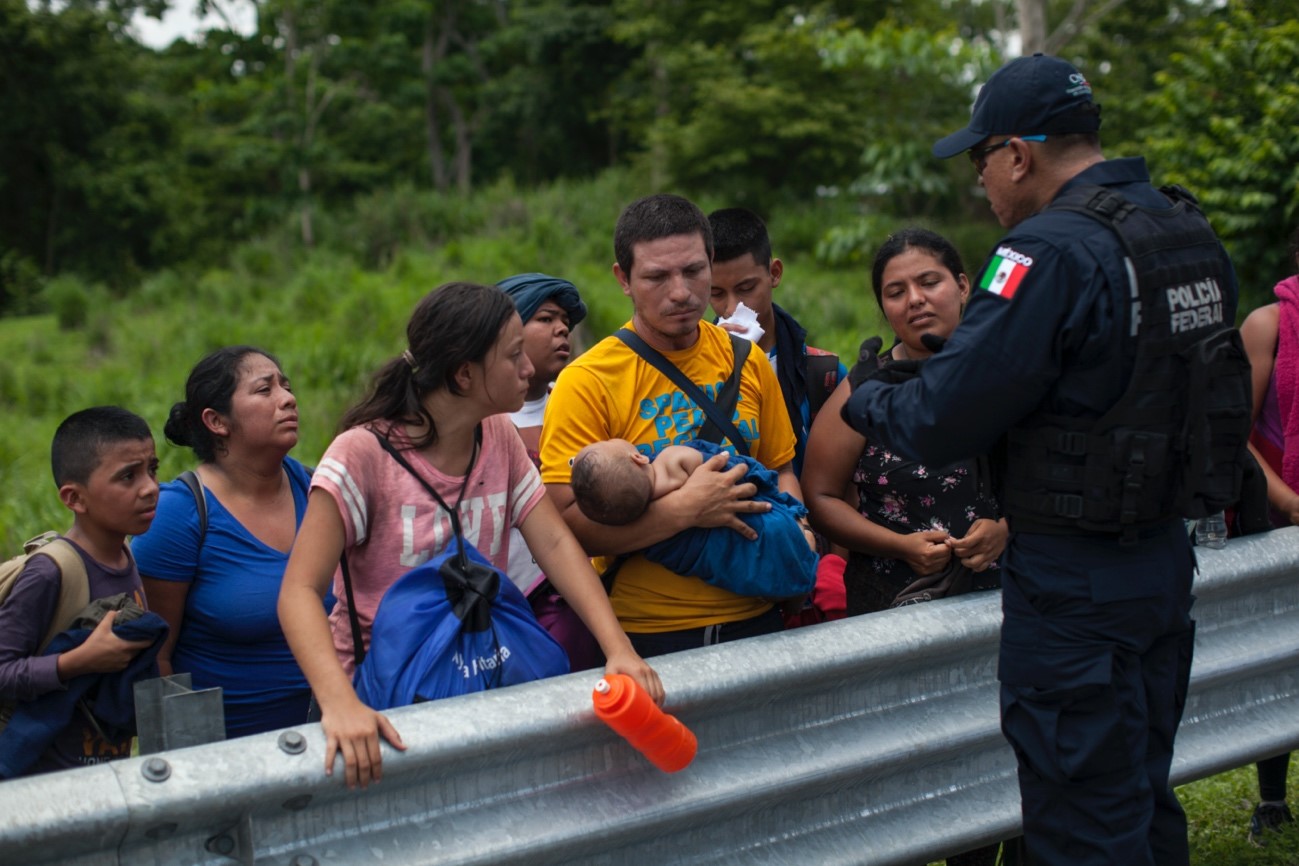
xmin=0 ymin=406 xmax=159 ymax=775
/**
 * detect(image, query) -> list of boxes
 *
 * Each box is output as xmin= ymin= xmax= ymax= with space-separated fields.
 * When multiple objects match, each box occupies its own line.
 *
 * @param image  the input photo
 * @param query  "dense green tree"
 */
xmin=603 ymin=2 xmax=964 ymax=212
xmin=0 ymin=0 xmax=174 ymax=302
xmin=805 ymin=14 xmax=997 ymax=264
xmin=1139 ymin=4 xmax=1299 ymax=308
xmin=476 ymin=0 xmax=625 ymax=184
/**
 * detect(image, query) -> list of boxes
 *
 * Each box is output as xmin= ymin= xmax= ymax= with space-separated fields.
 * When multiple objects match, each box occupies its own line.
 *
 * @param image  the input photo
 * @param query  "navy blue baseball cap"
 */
xmin=932 ymin=53 xmax=1101 ymax=159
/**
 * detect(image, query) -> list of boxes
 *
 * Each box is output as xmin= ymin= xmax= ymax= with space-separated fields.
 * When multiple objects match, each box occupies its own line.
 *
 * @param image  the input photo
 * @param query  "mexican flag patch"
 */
xmin=980 ymin=246 xmax=1034 ymax=299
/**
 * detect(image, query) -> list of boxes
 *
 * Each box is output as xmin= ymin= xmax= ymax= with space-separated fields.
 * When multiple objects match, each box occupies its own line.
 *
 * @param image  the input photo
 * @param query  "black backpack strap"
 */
xmin=805 ymin=353 xmax=841 ymax=419
xmin=340 ymin=555 xmax=365 ymax=667
xmin=615 ymin=328 xmax=751 ymax=455
xmin=178 ymin=470 xmax=208 ymax=547
xmin=178 ymin=463 xmax=309 ymax=549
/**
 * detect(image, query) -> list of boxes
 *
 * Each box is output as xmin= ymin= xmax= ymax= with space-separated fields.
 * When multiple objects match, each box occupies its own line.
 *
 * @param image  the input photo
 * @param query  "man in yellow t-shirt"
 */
xmin=540 ymin=193 xmax=802 ymax=657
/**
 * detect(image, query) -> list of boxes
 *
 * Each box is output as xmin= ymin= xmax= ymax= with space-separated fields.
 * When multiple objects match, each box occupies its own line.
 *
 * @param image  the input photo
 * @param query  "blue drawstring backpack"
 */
xmin=346 ymin=429 xmax=569 ymax=712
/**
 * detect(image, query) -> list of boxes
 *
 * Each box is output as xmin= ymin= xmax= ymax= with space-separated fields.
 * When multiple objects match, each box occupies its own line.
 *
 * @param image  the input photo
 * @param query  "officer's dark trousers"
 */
xmin=998 ymin=526 xmax=1195 ymax=866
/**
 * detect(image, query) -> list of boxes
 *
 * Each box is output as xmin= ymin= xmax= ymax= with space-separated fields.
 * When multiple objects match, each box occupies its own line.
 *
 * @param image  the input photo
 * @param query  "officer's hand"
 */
xmin=866 ymin=360 xmax=922 ymax=385
xmin=846 ymin=336 xmax=885 ymax=390
xmin=947 ymin=518 xmax=1008 ymax=572
xmin=894 ymin=529 xmax=951 ymax=576
xmin=864 ymin=334 xmax=945 ymax=385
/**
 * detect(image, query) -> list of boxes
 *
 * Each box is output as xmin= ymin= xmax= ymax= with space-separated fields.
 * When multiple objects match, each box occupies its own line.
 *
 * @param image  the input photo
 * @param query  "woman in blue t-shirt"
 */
xmin=134 ymin=346 xmax=327 ymax=738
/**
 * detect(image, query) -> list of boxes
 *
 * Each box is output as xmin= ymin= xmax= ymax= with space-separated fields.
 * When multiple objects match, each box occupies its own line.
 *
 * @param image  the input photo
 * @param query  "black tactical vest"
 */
xmin=1000 ymin=184 xmax=1252 ymax=537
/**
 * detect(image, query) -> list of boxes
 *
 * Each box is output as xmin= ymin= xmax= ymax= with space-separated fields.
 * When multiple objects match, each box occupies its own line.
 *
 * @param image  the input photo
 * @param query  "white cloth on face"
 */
xmin=716 ymin=302 xmax=765 ymax=344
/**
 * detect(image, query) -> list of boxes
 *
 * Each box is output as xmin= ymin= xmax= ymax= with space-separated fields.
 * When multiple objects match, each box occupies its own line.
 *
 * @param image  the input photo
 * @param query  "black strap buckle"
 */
xmin=1053 ymin=494 xmax=1085 ymax=519
xmin=1056 ymin=431 xmax=1088 ymax=456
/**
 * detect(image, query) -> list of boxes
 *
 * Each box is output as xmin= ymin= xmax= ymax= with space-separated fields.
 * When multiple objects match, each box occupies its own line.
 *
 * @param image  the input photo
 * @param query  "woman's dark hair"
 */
xmin=1289 ymin=224 xmax=1299 ymax=273
xmin=340 ymin=282 xmax=517 ymax=448
xmin=165 ymin=346 xmax=280 ymax=463
xmin=870 ymin=228 xmax=966 ymax=310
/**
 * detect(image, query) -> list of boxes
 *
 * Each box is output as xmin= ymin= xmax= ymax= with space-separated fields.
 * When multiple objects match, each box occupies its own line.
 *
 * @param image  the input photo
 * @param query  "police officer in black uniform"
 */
xmin=841 ymin=55 xmax=1250 ymax=865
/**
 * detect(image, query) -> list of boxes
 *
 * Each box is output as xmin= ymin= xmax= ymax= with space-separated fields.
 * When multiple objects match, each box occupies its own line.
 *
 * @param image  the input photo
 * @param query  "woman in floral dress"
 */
xmin=803 ymin=228 xmax=1007 ymax=616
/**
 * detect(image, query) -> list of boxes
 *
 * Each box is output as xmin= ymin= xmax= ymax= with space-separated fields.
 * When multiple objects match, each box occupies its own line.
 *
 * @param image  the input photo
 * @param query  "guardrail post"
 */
xmin=133 ymin=674 xmax=225 ymax=754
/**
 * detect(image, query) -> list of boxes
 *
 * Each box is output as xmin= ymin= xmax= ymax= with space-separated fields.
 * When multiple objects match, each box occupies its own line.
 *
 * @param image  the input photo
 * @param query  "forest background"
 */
xmin=2 ymin=1 xmax=1299 ymax=857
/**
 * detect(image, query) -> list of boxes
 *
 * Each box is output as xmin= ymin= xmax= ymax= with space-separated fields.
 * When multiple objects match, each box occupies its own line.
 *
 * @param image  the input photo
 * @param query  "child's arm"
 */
xmin=278 ymin=488 xmax=405 ymax=789
xmin=549 ymin=453 xmax=767 ymax=555
xmin=0 ymin=560 xmax=65 ymax=701
xmin=0 ymin=558 xmax=149 ymax=700
xmin=520 ymin=496 xmax=664 ymax=705
xmin=656 ymin=446 xmax=705 ymax=494
xmin=55 ymin=611 xmax=153 ymax=679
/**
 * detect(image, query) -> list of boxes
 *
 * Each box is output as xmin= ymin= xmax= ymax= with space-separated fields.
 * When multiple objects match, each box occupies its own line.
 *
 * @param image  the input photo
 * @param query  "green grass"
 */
xmin=1184 ymin=763 xmax=1299 ymax=864
xmin=922 ymin=765 xmax=1299 ymax=864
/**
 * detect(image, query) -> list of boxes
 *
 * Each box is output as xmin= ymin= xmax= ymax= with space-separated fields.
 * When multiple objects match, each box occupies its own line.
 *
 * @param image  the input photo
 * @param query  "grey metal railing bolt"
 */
xmin=141 ymin=757 xmax=171 ymax=783
xmin=205 ymin=834 xmax=236 ymax=856
xmin=282 ymin=794 xmax=313 ymax=811
xmin=278 ymin=730 xmax=307 ymax=755
xmin=290 ymin=856 xmax=318 ymax=866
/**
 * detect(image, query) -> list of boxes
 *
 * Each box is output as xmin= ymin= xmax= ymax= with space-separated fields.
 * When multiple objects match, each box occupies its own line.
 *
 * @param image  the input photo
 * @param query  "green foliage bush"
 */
xmin=1140 ymin=6 xmax=1299 ymax=307
xmin=0 ymin=251 xmax=43 ymax=315
xmin=43 ymin=275 xmax=97 ymax=331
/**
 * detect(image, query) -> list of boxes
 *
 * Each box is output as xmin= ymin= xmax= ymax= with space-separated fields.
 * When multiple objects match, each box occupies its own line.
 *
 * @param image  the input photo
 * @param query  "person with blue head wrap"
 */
xmin=497 ymin=272 xmax=587 ymax=330
xmin=497 ymin=273 xmax=588 ymax=428
xmin=495 ymin=272 xmax=604 ymax=673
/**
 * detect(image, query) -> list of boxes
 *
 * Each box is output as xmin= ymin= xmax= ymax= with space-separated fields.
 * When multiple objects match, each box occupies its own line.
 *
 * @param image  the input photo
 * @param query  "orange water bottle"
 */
xmin=592 ymin=674 xmax=697 ymax=773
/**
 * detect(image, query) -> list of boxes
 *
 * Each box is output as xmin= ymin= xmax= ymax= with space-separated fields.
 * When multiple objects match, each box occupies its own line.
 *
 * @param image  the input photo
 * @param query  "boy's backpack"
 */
xmin=0 ymin=533 xmax=90 ymax=653
xmin=0 ymin=533 xmax=90 ymax=736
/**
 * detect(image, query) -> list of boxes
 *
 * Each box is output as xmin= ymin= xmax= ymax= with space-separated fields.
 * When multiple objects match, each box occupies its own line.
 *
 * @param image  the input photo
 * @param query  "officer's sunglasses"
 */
xmin=968 ymin=135 xmax=1047 ymax=176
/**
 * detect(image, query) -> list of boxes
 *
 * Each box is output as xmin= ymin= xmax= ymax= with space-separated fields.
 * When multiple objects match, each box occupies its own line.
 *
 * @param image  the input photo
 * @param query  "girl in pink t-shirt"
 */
xmin=278 ymin=282 xmax=663 ymax=789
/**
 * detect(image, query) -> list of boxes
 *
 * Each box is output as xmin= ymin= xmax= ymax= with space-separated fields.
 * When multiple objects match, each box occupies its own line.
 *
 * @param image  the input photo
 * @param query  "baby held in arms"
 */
xmin=570 ymin=438 xmax=817 ymax=599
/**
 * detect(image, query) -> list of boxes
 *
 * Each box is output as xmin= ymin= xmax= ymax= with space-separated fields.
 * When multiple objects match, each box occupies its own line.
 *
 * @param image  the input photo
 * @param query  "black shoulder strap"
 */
xmin=177 ymin=464 xmax=309 ymax=548
xmin=614 ymin=328 xmax=751 ymax=455
xmin=338 ymin=556 xmax=364 ymax=667
xmin=370 ymin=432 xmax=464 ymax=534
xmin=178 ymin=470 xmax=208 ymax=547
xmin=1047 ymin=183 xmax=1143 ymax=261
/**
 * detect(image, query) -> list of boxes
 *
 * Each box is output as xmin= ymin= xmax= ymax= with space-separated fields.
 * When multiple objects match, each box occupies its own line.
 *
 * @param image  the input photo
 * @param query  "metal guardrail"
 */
xmin=2 ymin=528 xmax=1298 ymax=866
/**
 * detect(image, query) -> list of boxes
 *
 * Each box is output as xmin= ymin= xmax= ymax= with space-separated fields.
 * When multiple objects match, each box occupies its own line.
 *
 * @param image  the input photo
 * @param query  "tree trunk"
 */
xmin=649 ymin=48 xmax=669 ymax=190
xmin=44 ymin=186 xmax=59 ymax=275
xmin=298 ymin=167 xmax=314 ymax=248
xmin=443 ymin=91 xmax=473 ymax=195
xmin=422 ymin=19 xmax=449 ymax=191
xmin=1018 ymin=0 xmax=1048 ymax=55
